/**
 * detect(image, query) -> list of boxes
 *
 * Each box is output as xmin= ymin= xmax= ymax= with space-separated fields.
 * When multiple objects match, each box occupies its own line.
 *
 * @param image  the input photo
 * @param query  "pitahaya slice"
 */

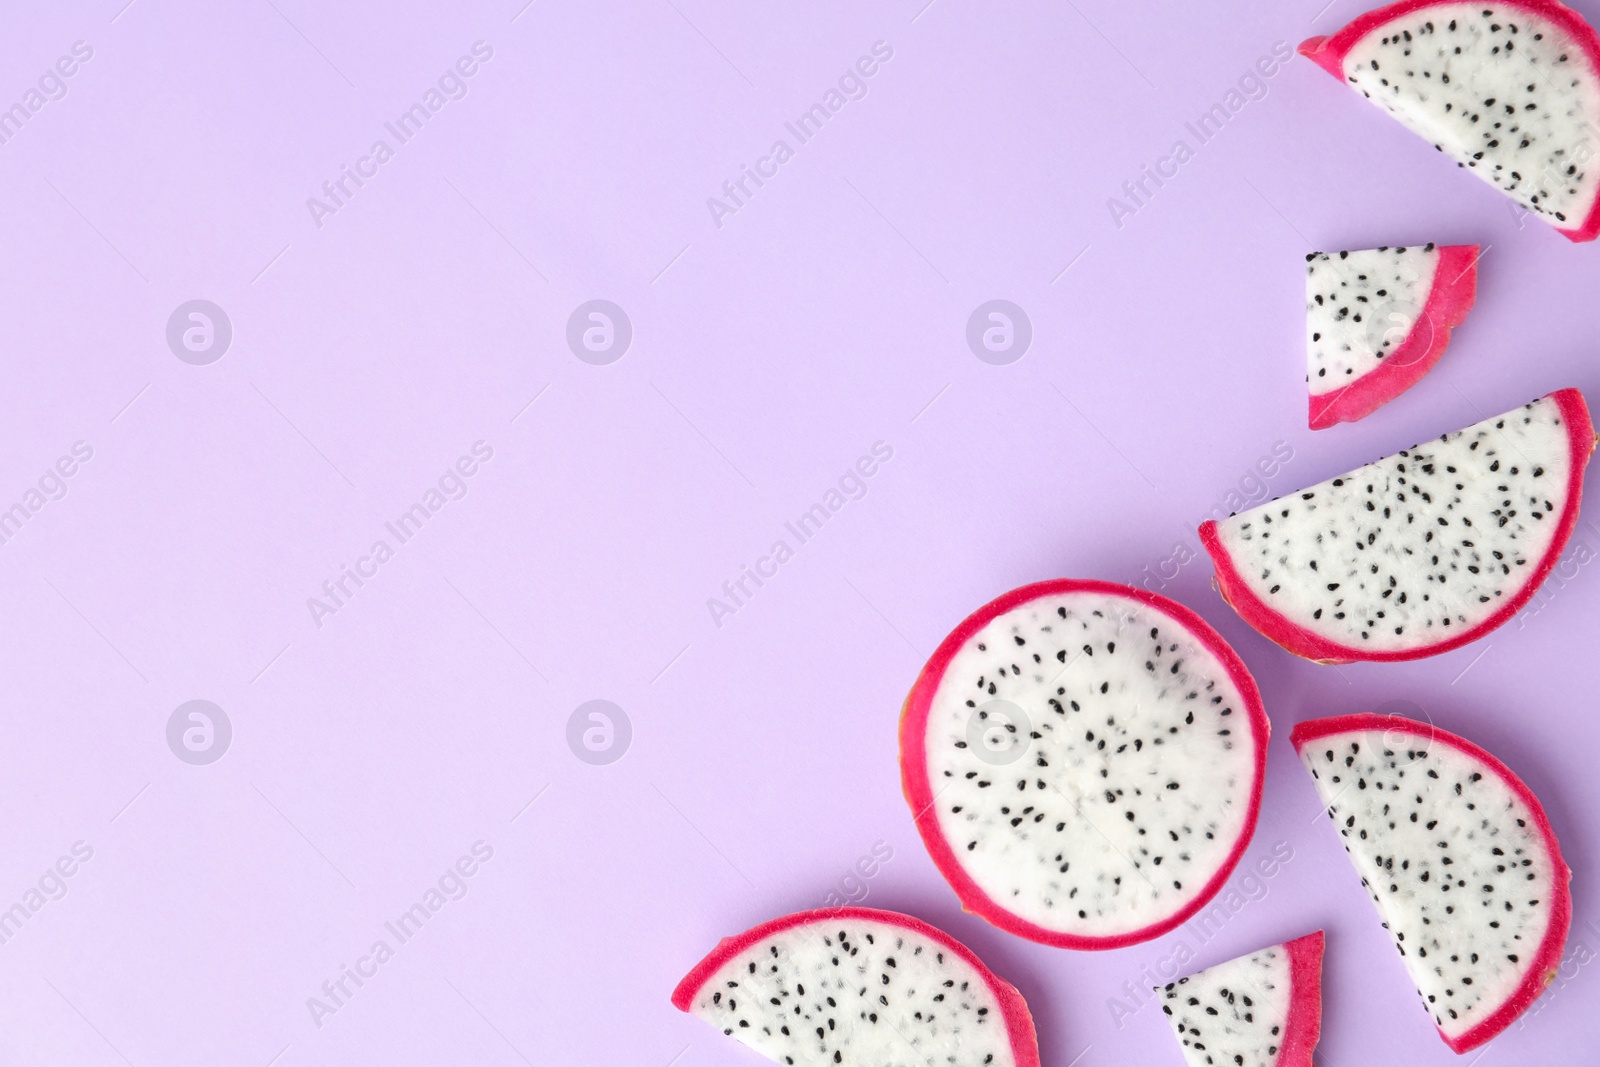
xmin=1293 ymin=714 xmax=1571 ymax=1052
xmin=1201 ymin=388 xmax=1594 ymax=662
xmin=899 ymin=580 xmax=1270 ymax=950
xmin=1306 ymin=244 xmax=1479 ymax=430
xmin=1300 ymin=0 xmax=1600 ymax=242
xmin=671 ymin=907 xmax=1042 ymax=1067
xmin=1157 ymin=931 xmax=1325 ymax=1067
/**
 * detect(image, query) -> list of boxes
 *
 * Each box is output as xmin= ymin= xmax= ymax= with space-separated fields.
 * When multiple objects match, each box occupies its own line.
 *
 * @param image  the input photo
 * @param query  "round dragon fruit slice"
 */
xmin=899 ymin=580 xmax=1270 ymax=950
xmin=1300 ymin=0 xmax=1600 ymax=242
xmin=1306 ymin=244 xmax=1479 ymax=430
xmin=671 ymin=907 xmax=1042 ymax=1067
xmin=1157 ymin=931 xmax=1325 ymax=1067
xmin=1201 ymin=388 xmax=1595 ymax=663
xmin=1293 ymin=714 xmax=1571 ymax=1052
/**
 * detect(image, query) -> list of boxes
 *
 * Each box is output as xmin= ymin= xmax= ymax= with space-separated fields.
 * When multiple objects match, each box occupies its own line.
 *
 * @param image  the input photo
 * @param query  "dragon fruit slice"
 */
xmin=899 ymin=579 xmax=1269 ymax=950
xmin=671 ymin=907 xmax=1042 ymax=1067
xmin=1300 ymin=0 xmax=1600 ymax=242
xmin=1293 ymin=714 xmax=1571 ymax=1052
xmin=1201 ymin=388 xmax=1594 ymax=662
xmin=1307 ymin=244 xmax=1479 ymax=430
xmin=1157 ymin=931 xmax=1325 ymax=1067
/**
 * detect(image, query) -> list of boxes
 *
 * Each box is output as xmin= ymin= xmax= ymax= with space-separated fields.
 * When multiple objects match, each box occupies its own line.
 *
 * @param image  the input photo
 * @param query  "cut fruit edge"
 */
xmin=1290 ymin=714 xmax=1573 ymax=1052
xmin=1279 ymin=931 xmax=1327 ymax=1067
xmin=669 ymin=905 xmax=1043 ymax=1067
xmin=1298 ymin=0 xmax=1600 ymax=243
xmin=1308 ymin=245 xmax=1480 ymax=430
xmin=1201 ymin=388 xmax=1596 ymax=664
xmin=1159 ymin=930 xmax=1325 ymax=1066
xmin=897 ymin=578 xmax=1271 ymax=949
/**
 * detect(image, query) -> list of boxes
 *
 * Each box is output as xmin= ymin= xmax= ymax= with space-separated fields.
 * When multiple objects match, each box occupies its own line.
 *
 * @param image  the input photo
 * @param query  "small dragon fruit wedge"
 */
xmin=1157 ymin=931 xmax=1325 ymax=1067
xmin=900 ymin=579 xmax=1270 ymax=949
xmin=1307 ymin=244 xmax=1479 ymax=429
xmin=1293 ymin=714 xmax=1572 ymax=1052
xmin=1300 ymin=1 xmax=1600 ymax=242
xmin=671 ymin=907 xmax=1042 ymax=1067
xmin=1201 ymin=388 xmax=1595 ymax=662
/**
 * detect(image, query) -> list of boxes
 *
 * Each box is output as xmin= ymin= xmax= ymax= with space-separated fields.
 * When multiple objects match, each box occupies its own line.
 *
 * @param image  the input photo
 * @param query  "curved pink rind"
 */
xmin=1297 ymin=35 xmax=1344 ymax=79
xmin=1203 ymin=388 xmax=1595 ymax=663
xmin=898 ymin=579 xmax=1270 ymax=950
xmin=1157 ymin=930 xmax=1325 ymax=1065
xmin=1279 ymin=930 xmax=1326 ymax=1066
xmin=1291 ymin=714 xmax=1573 ymax=1053
xmin=1299 ymin=0 xmax=1600 ymax=243
xmin=1308 ymin=245 xmax=1480 ymax=430
xmin=669 ymin=906 xmax=1043 ymax=1067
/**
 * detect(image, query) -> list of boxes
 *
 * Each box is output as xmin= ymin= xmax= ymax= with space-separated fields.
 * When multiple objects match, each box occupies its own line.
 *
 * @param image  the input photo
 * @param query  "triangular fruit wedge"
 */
xmin=671 ymin=907 xmax=1042 ymax=1067
xmin=1157 ymin=931 xmax=1325 ymax=1067
xmin=1293 ymin=714 xmax=1571 ymax=1052
xmin=900 ymin=579 xmax=1270 ymax=949
xmin=1201 ymin=388 xmax=1594 ymax=662
xmin=1300 ymin=1 xmax=1600 ymax=242
xmin=1307 ymin=244 xmax=1479 ymax=429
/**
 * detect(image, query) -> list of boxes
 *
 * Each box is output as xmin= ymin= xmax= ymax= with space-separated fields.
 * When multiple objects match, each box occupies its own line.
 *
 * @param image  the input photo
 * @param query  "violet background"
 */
xmin=0 ymin=0 xmax=1596 ymax=1064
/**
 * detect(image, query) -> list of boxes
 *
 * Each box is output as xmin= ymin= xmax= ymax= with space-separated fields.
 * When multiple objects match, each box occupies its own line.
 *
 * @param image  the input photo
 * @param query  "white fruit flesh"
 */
xmin=1300 ymin=727 xmax=1561 ymax=1043
xmin=924 ymin=591 xmax=1258 ymax=940
xmin=1212 ymin=395 xmax=1575 ymax=652
xmin=683 ymin=918 xmax=1016 ymax=1065
xmin=1307 ymin=246 xmax=1440 ymax=396
xmin=1160 ymin=944 xmax=1293 ymax=1067
xmin=1343 ymin=3 xmax=1600 ymax=227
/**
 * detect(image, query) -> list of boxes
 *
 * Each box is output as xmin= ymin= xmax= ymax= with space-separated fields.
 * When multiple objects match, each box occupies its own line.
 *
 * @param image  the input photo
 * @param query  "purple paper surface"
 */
xmin=1 ymin=0 xmax=1596 ymax=1064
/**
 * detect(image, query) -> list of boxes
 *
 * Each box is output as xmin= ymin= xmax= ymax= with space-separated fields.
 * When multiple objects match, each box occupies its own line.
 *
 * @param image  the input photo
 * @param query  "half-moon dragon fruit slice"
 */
xmin=671 ymin=907 xmax=1042 ymax=1067
xmin=1293 ymin=714 xmax=1571 ymax=1052
xmin=1307 ymin=244 xmax=1479 ymax=430
xmin=1300 ymin=0 xmax=1600 ymax=242
xmin=899 ymin=580 xmax=1269 ymax=949
xmin=1157 ymin=931 xmax=1325 ymax=1067
xmin=1201 ymin=388 xmax=1594 ymax=662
